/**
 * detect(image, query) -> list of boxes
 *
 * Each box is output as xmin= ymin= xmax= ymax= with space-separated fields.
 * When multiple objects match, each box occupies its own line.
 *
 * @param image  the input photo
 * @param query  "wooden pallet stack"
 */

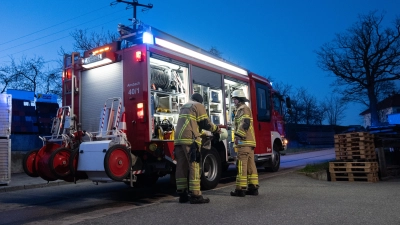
xmin=330 ymin=132 xmax=379 ymax=182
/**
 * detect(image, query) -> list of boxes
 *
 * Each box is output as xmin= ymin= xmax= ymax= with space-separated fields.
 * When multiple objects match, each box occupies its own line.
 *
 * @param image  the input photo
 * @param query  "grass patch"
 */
xmin=298 ymin=162 xmax=330 ymax=173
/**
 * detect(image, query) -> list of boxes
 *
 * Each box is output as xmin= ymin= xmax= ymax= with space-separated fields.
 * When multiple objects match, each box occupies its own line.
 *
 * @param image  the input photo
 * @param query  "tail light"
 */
xmin=137 ymin=103 xmax=144 ymax=122
xmin=135 ymin=51 xmax=143 ymax=62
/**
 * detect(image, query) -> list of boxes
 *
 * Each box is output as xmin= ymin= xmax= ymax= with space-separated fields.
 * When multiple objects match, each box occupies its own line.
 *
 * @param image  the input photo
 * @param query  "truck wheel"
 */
xmin=23 ymin=149 xmax=39 ymax=177
xmin=201 ymin=147 xmax=221 ymax=190
xmin=265 ymin=145 xmax=280 ymax=172
xmin=49 ymin=147 xmax=72 ymax=178
xmin=104 ymin=145 xmax=132 ymax=181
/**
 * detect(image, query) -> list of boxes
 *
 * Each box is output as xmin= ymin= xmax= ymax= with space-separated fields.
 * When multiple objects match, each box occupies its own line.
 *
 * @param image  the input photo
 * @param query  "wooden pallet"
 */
xmin=334 ymin=132 xmax=376 ymax=160
xmin=335 ymin=151 xmax=377 ymax=160
xmin=335 ymin=148 xmax=376 ymax=155
xmin=330 ymin=172 xmax=379 ymax=182
xmin=343 ymin=141 xmax=374 ymax=147
xmin=334 ymin=136 xmax=374 ymax=145
xmin=336 ymin=145 xmax=375 ymax=151
xmin=329 ymin=161 xmax=379 ymax=173
xmin=334 ymin=132 xmax=374 ymax=144
xmin=335 ymin=132 xmax=373 ymax=138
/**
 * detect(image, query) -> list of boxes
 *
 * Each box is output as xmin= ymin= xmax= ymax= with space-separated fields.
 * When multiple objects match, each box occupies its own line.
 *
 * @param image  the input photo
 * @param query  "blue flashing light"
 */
xmin=143 ymin=32 xmax=154 ymax=44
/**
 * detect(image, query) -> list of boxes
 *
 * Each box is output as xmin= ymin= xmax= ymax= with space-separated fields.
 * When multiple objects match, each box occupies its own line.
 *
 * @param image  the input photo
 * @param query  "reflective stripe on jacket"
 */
xmin=234 ymin=102 xmax=256 ymax=147
xmin=174 ymin=100 xmax=217 ymax=148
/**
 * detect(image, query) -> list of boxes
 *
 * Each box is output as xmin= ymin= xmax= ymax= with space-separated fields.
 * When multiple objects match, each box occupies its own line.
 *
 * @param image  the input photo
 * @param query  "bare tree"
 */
xmin=286 ymin=87 xmax=324 ymax=125
xmin=316 ymin=11 xmax=400 ymax=126
xmin=0 ymin=56 xmax=60 ymax=96
xmin=298 ymin=88 xmax=320 ymax=125
xmin=209 ymin=46 xmax=223 ymax=58
xmin=70 ymin=28 xmax=118 ymax=53
xmin=312 ymin=103 xmax=326 ymax=125
xmin=272 ymin=81 xmax=292 ymax=98
xmin=322 ymin=94 xmax=347 ymax=125
xmin=286 ymin=98 xmax=301 ymax=124
xmin=0 ymin=64 xmax=15 ymax=93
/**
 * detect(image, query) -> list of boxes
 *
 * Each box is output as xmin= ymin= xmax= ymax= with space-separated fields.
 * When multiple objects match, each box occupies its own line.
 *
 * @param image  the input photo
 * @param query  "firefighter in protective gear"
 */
xmin=174 ymin=93 xmax=221 ymax=204
xmin=230 ymin=89 xmax=259 ymax=197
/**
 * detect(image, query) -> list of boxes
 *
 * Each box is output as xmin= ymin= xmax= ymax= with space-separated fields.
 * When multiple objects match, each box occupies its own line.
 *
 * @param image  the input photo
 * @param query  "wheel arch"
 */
xmin=271 ymin=131 xmax=284 ymax=152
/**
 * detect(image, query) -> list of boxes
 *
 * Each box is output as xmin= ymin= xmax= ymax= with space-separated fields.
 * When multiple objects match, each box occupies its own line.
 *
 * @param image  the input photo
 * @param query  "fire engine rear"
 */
xmin=23 ymin=21 xmax=289 ymax=190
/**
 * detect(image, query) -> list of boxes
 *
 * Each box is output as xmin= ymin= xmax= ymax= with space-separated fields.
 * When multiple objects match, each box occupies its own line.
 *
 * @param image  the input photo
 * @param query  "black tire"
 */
xmin=23 ymin=149 xmax=39 ymax=177
xmin=201 ymin=147 xmax=221 ymax=190
xmin=265 ymin=144 xmax=281 ymax=172
xmin=104 ymin=145 xmax=132 ymax=181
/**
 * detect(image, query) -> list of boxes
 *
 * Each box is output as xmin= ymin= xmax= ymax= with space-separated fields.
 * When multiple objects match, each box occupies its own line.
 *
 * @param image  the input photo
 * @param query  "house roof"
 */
xmin=360 ymin=94 xmax=400 ymax=115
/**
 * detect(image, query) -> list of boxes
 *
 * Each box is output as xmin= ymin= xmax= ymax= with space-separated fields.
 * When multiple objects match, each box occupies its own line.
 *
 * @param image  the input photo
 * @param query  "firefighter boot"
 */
xmin=230 ymin=189 xmax=246 ymax=197
xmin=189 ymin=195 xmax=210 ymax=204
xmin=178 ymin=190 xmax=189 ymax=203
xmin=246 ymin=184 xmax=259 ymax=196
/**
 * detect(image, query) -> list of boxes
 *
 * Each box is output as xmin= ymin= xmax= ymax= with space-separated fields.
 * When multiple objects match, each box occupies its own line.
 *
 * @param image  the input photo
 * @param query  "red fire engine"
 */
xmin=23 ymin=21 xmax=289 ymax=189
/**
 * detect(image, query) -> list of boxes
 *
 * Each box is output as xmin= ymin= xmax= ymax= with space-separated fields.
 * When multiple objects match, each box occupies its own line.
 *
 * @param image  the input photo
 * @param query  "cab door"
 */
xmin=253 ymin=82 xmax=273 ymax=155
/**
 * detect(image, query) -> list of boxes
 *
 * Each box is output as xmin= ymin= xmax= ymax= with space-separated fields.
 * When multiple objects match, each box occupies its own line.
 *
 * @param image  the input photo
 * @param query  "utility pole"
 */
xmin=116 ymin=0 xmax=153 ymax=21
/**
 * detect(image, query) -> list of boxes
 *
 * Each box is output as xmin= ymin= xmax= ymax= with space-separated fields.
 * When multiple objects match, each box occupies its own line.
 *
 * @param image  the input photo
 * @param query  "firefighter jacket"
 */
xmin=234 ymin=102 xmax=256 ymax=148
xmin=174 ymin=100 xmax=218 ymax=148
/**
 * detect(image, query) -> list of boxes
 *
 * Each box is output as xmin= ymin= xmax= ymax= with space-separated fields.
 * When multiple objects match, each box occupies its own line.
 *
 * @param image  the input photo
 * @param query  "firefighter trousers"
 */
xmin=175 ymin=145 xmax=202 ymax=196
xmin=235 ymin=146 xmax=259 ymax=190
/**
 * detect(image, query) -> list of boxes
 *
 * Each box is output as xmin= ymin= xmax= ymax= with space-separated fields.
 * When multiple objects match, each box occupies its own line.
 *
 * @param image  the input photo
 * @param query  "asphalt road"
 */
xmin=1 ymin=149 xmax=399 ymax=225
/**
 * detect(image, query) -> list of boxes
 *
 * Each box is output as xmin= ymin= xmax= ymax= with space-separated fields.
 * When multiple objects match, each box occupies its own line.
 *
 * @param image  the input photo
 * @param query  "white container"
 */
xmin=0 ymin=94 xmax=11 ymax=137
xmin=77 ymin=140 xmax=112 ymax=182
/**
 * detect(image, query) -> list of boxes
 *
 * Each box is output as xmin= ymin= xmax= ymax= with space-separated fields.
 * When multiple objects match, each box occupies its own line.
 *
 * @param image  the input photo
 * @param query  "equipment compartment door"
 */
xmin=81 ymin=62 xmax=123 ymax=132
xmin=122 ymin=45 xmax=149 ymax=150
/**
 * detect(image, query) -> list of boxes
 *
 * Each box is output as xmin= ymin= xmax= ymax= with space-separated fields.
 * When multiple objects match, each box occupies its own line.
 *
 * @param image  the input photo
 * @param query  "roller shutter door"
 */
xmin=81 ymin=62 xmax=123 ymax=132
xmin=0 ymin=139 xmax=11 ymax=184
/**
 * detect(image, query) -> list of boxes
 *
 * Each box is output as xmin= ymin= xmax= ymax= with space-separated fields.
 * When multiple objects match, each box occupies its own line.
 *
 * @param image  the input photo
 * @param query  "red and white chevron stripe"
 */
xmin=132 ymin=170 xmax=145 ymax=175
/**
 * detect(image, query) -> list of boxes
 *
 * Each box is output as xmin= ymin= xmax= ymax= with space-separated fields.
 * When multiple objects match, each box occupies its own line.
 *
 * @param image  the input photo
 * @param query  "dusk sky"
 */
xmin=1 ymin=0 xmax=399 ymax=126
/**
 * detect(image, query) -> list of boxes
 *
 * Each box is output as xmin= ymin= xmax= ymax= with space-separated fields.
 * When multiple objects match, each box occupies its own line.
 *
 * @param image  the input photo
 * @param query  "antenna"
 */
xmin=116 ymin=0 xmax=153 ymax=21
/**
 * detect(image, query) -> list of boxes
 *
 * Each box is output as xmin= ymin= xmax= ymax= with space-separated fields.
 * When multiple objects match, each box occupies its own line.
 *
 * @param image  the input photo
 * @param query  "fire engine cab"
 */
xmin=24 ymin=20 xmax=289 ymax=190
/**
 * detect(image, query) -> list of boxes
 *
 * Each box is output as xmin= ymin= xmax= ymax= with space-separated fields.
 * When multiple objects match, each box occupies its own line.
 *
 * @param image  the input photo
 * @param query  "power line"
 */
xmin=0 ymin=5 xmax=111 ymax=46
xmin=0 ymin=1 xmax=149 ymax=60
xmin=0 ymin=17 xmax=127 ymax=60
xmin=0 ymin=9 xmax=127 ymax=53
